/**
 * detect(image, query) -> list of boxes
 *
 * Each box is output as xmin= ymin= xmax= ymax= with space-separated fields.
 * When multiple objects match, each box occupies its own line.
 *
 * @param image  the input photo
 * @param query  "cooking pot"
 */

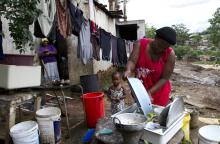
xmin=113 ymin=113 xmax=147 ymax=132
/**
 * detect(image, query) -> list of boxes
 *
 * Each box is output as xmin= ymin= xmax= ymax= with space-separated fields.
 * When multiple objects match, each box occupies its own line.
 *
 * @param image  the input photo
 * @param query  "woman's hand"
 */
xmin=123 ymin=70 xmax=131 ymax=80
xmin=148 ymin=91 xmax=154 ymax=103
xmin=44 ymin=52 xmax=49 ymax=56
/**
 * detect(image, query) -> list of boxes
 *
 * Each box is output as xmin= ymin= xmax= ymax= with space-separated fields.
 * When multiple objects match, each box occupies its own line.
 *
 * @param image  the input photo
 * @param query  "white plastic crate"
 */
xmin=112 ymin=104 xmax=185 ymax=144
xmin=0 ymin=64 xmax=41 ymax=89
xmin=142 ymin=113 xmax=185 ymax=144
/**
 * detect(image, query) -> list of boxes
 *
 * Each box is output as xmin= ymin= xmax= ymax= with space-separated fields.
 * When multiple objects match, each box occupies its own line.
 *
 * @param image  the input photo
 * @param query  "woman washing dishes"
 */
xmin=39 ymin=38 xmax=60 ymax=84
xmin=124 ymin=27 xmax=176 ymax=106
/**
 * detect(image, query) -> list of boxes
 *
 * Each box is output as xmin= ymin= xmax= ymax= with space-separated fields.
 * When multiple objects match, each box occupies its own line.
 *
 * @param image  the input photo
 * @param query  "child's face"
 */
xmin=112 ymin=74 xmax=121 ymax=86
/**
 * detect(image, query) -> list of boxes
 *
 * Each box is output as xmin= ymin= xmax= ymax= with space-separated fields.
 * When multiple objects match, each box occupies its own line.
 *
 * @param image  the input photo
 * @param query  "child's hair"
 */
xmin=112 ymin=71 xmax=122 ymax=79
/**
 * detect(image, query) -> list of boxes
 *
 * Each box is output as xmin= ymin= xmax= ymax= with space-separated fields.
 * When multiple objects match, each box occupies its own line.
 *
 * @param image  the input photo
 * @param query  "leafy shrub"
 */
xmin=174 ymin=45 xmax=191 ymax=60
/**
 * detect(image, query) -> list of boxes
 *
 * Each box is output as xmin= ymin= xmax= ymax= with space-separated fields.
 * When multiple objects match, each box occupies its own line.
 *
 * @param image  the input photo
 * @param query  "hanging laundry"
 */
xmin=129 ymin=41 xmax=134 ymax=54
xmin=34 ymin=18 xmax=57 ymax=42
xmin=117 ymin=38 xmax=127 ymax=67
xmin=125 ymin=40 xmax=130 ymax=57
xmin=91 ymin=35 xmax=100 ymax=61
xmin=56 ymin=0 xmax=72 ymax=38
xmin=34 ymin=20 xmax=45 ymax=38
xmin=90 ymin=20 xmax=100 ymax=61
xmin=47 ymin=19 xmax=57 ymax=42
xmin=125 ymin=41 xmax=134 ymax=57
xmin=78 ymin=19 xmax=93 ymax=64
xmin=55 ymin=31 xmax=69 ymax=81
xmin=111 ymin=36 xmax=119 ymax=66
xmin=69 ymin=0 xmax=84 ymax=36
xmin=36 ymin=0 xmax=56 ymax=37
xmin=100 ymin=29 xmax=111 ymax=61
xmin=90 ymin=20 xmax=97 ymax=33
xmin=0 ymin=19 xmax=4 ymax=60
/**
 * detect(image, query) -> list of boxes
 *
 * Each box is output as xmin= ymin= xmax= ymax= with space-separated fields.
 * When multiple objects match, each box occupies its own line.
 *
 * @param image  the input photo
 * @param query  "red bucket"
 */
xmin=81 ymin=92 xmax=105 ymax=128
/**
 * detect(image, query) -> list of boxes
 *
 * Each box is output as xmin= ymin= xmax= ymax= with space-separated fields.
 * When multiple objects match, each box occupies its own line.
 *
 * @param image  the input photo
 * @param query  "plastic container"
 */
xmin=198 ymin=125 xmax=220 ymax=144
xmin=0 ymin=64 xmax=41 ymax=89
xmin=36 ymin=107 xmax=61 ymax=144
xmin=81 ymin=92 xmax=105 ymax=128
xmin=112 ymin=104 xmax=185 ymax=144
xmin=10 ymin=121 xmax=39 ymax=144
xmin=80 ymin=74 xmax=100 ymax=93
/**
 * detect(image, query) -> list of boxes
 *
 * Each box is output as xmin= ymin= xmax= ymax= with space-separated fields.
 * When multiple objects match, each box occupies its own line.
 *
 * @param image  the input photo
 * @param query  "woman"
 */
xmin=124 ymin=27 xmax=176 ymax=106
xmin=39 ymin=38 xmax=60 ymax=83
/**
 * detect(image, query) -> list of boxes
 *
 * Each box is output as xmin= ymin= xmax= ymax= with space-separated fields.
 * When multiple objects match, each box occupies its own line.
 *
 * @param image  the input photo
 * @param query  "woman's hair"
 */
xmin=155 ymin=27 xmax=176 ymax=45
xmin=112 ymin=71 xmax=122 ymax=79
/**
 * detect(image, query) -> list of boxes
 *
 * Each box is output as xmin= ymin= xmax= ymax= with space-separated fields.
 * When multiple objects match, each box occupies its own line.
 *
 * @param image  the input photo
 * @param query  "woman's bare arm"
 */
xmin=124 ymin=41 xmax=140 ymax=78
xmin=148 ymin=51 xmax=176 ymax=95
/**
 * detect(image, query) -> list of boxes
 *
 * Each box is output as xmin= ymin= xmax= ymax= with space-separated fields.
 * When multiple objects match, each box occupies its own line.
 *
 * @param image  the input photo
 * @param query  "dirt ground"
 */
xmin=1 ymin=61 xmax=220 ymax=144
xmin=65 ymin=61 xmax=220 ymax=144
xmin=171 ymin=61 xmax=220 ymax=143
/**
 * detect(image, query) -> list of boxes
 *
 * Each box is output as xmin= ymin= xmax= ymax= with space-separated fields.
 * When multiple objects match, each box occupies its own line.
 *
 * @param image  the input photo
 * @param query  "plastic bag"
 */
xmin=181 ymin=112 xmax=192 ymax=144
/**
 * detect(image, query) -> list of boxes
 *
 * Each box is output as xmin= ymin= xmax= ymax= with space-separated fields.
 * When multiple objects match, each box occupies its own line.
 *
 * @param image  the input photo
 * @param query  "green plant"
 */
xmin=174 ymin=45 xmax=191 ymax=60
xmin=208 ymin=7 xmax=220 ymax=48
xmin=0 ymin=0 xmax=41 ymax=53
xmin=172 ymin=24 xmax=190 ymax=45
xmin=215 ymin=60 xmax=220 ymax=64
xmin=145 ymin=24 xmax=156 ymax=38
xmin=187 ymin=51 xmax=200 ymax=60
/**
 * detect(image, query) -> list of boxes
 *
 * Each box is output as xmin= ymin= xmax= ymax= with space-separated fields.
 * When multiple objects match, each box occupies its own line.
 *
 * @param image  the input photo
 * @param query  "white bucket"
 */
xmin=10 ymin=121 xmax=39 ymax=144
xmin=36 ymin=107 xmax=61 ymax=144
xmin=198 ymin=125 xmax=220 ymax=144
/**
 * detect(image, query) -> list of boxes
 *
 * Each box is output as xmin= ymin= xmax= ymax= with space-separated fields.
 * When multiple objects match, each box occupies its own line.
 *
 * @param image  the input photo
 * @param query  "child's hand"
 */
xmin=111 ymin=97 xmax=120 ymax=102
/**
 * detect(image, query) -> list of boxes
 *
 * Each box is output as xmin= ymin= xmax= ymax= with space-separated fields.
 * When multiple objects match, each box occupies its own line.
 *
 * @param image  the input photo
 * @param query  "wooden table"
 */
xmin=0 ymin=91 xmax=42 ymax=144
xmin=95 ymin=117 xmax=184 ymax=144
xmin=0 ymin=85 xmax=75 ymax=144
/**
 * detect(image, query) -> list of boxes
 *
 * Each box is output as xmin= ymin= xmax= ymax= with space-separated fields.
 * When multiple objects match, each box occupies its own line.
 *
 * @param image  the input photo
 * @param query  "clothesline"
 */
xmin=34 ymin=0 xmax=134 ymax=67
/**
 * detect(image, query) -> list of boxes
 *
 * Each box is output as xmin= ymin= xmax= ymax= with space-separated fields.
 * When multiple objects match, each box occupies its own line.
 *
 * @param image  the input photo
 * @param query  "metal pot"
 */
xmin=113 ymin=113 xmax=147 ymax=132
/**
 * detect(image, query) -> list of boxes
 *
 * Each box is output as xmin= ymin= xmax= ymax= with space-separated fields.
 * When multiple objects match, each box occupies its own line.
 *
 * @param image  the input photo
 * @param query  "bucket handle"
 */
xmin=113 ymin=117 xmax=121 ymax=125
xmin=113 ymin=117 xmax=124 ymax=129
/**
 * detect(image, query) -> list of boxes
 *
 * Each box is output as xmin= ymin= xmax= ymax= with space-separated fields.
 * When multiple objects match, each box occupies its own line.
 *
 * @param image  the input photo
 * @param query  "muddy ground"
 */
xmin=1 ymin=61 xmax=219 ymax=144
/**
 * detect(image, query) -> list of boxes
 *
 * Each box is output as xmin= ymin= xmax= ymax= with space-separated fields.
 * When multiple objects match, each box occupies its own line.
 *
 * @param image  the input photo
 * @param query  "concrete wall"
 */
xmin=66 ymin=0 xmax=93 ymax=84
xmin=1 ymin=17 xmax=35 ymax=55
xmin=90 ymin=4 xmax=116 ymax=73
xmin=1 ymin=0 xmax=116 ymax=84
xmin=67 ymin=35 xmax=93 ymax=84
xmin=67 ymin=0 xmax=116 ymax=84
xmin=136 ymin=20 xmax=145 ymax=40
xmin=117 ymin=20 xmax=145 ymax=40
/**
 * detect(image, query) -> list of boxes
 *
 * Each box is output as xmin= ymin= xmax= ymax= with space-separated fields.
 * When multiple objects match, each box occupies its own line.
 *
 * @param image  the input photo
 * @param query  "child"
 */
xmin=108 ymin=71 xmax=126 ymax=114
